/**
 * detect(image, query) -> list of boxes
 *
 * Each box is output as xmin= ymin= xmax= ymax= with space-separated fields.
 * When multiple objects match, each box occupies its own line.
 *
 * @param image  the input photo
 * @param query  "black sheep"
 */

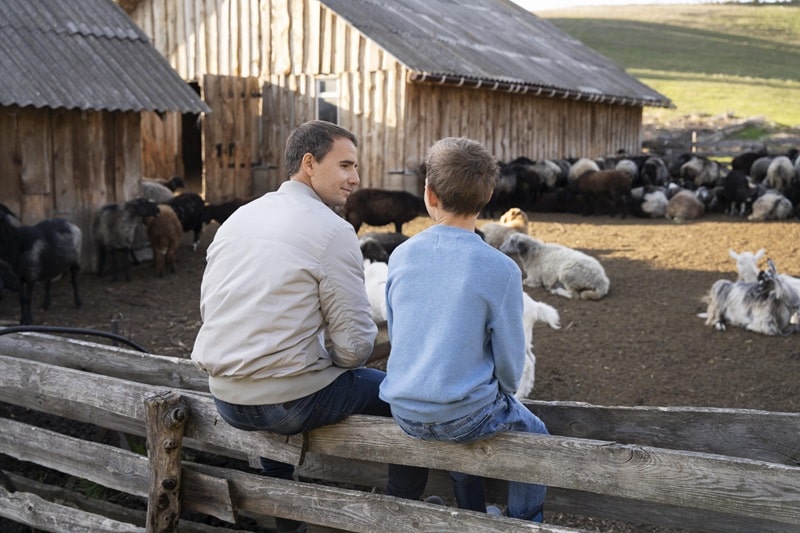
xmin=167 ymin=192 xmax=206 ymax=250
xmin=343 ymin=188 xmax=426 ymax=234
xmin=203 ymin=196 xmax=256 ymax=225
xmin=0 ymin=207 xmax=83 ymax=325
xmin=721 ymin=169 xmax=757 ymax=216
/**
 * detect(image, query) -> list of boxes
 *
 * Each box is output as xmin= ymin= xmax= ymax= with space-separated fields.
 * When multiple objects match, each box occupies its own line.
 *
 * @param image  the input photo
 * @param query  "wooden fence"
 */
xmin=0 ymin=331 xmax=798 ymax=532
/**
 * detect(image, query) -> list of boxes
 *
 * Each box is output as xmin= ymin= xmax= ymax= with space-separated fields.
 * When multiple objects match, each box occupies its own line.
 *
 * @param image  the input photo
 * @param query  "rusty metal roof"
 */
xmin=0 ymin=0 xmax=210 ymax=113
xmin=320 ymin=0 xmax=672 ymax=108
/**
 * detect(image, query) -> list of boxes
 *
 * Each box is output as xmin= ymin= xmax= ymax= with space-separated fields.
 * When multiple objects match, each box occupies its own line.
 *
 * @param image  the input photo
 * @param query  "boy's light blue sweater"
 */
xmin=379 ymin=224 xmax=527 ymax=423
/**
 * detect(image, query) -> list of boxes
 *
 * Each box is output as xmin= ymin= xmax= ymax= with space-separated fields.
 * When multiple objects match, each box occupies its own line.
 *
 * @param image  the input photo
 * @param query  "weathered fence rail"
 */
xmin=0 ymin=332 xmax=798 ymax=532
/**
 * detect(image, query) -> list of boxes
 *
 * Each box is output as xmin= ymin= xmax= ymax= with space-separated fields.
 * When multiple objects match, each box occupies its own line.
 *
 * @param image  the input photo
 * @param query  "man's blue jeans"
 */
xmin=212 ymin=367 xmax=428 ymax=500
xmin=394 ymin=391 xmax=548 ymax=521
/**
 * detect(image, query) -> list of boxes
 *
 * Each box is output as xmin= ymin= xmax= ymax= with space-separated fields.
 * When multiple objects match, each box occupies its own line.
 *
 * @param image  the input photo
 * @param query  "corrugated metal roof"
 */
xmin=0 ymin=0 xmax=210 ymax=113
xmin=320 ymin=0 xmax=672 ymax=108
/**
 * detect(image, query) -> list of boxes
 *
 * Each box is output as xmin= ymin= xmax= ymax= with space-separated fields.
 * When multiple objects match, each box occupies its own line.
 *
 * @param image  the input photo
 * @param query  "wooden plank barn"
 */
xmin=0 ymin=0 xmax=210 ymax=268
xmin=122 ymin=0 xmax=672 ymax=202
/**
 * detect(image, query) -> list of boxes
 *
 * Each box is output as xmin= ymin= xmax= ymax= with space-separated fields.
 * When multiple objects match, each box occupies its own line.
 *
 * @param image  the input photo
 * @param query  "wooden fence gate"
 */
xmin=203 ymin=75 xmax=261 ymax=204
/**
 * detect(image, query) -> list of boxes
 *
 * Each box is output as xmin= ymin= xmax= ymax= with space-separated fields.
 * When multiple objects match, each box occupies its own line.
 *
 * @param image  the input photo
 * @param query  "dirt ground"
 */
xmin=1 ymin=210 xmax=799 ymax=531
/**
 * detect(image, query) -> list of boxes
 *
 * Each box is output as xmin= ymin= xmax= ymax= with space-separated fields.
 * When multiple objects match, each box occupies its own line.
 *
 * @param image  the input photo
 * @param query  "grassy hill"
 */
xmin=539 ymin=4 xmax=800 ymax=129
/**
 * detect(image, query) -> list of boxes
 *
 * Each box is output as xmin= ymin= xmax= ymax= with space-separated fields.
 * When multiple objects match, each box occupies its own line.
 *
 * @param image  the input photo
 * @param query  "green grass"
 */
xmin=540 ymin=5 xmax=800 ymax=128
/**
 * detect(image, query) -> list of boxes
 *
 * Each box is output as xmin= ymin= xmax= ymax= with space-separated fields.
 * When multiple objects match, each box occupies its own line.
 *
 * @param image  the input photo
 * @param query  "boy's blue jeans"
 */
xmin=394 ymin=391 xmax=548 ymax=522
xmin=212 ymin=367 xmax=428 ymax=500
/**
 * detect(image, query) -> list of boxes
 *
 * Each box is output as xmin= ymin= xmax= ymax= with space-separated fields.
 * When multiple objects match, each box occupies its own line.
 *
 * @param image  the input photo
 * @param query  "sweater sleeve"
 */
xmin=319 ymin=227 xmax=378 ymax=368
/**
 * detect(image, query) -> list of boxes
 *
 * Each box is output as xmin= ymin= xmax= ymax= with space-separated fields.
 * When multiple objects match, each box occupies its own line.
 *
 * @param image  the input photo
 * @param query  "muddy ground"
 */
xmin=1 ymin=210 xmax=799 ymax=531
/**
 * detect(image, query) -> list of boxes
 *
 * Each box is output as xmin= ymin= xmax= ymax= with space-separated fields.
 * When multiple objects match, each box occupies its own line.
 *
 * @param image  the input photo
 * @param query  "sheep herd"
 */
xmin=487 ymin=147 xmax=800 ymax=224
xmin=0 ymin=177 xmax=257 ymax=325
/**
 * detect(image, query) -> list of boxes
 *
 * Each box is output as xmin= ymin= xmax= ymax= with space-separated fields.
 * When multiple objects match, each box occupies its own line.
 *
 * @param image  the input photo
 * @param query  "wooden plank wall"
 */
xmin=0 ymin=106 xmax=142 ymax=270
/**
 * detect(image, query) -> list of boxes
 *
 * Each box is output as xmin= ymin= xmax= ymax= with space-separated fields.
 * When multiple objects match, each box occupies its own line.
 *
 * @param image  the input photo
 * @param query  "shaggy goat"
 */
xmin=499 ymin=233 xmax=609 ymax=300
xmin=93 ymin=197 xmax=160 ymax=281
xmin=343 ymin=188 xmax=427 ymax=234
xmin=704 ymin=259 xmax=800 ymax=336
xmin=0 ymin=209 xmax=83 ymax=325
xmin=729 ymin=248 xmax=800 ymax=294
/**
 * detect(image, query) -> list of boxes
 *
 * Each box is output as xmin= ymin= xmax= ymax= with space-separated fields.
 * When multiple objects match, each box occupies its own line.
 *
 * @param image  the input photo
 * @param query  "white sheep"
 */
xmin=567 ymin=157 xmax=601 ymax=187
xmin=729 ymin=248 xmax=800 ymax=294
xmin=516 ymin=293 xmax=560 ymax=399
xmin=639 ymin=187 xmax=668 ymax=218
xmin=499 ymin=233 xmax=609 ymax=300
xmin=763 ymin=156 xmax=794 ymax=194
xmin=747 ymin=190 xmax=793 ymax=221
xmin=363 ymin=259 xmax=388 ymax=323
xmin=481 ymin=207 xmax=529 ymax=248
xmin=704 ymin=259 xmax=800 ymax=336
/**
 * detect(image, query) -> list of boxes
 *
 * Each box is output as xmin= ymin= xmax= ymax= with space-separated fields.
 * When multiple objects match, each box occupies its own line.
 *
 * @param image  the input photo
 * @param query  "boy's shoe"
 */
xmin=423 ymin=495 xmax=446 ymax=506
xmin=486 ymin=505 xmax=503 ymax=516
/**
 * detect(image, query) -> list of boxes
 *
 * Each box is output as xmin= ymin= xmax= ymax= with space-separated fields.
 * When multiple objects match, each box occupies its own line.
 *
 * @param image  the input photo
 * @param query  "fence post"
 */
xmin=145 ymin=391 xmax=189 ymax=533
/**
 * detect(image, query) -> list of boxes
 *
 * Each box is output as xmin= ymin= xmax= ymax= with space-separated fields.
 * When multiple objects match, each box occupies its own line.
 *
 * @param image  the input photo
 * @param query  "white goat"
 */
xmin=516 ymin=293 xmax=560 ymax=399
xmin=363 ymin=259 xmax=388 ymax=323
xmin=729 ymin=249 xmax=800 ymax=294
xmin=704 ymin=259 xmax=800 ymax=336
xmin=499 ymin=233 xmax=609 ymax=300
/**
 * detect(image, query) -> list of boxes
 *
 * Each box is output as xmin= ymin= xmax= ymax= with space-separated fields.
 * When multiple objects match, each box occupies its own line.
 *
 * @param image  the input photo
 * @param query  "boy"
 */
xmin=379 ymin=136 xmax=549 ymax=522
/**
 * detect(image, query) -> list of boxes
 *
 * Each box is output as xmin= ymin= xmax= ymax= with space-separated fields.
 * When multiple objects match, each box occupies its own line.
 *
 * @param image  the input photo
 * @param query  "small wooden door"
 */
xmin=203 ymin=75 xmax=261 ymax=203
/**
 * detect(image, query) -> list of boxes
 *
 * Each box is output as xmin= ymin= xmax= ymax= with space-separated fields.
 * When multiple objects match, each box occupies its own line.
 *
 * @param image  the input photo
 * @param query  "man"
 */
xmin=191 ymin=120 xmax=427 ymax=533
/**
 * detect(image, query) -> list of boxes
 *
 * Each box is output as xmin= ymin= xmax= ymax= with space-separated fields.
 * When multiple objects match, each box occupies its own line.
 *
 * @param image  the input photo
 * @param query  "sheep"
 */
xmin=629 ymin=186 xmax=668 ymax=218
xmin=665 ymin=189 xmax=705 ymax=222
xmin=0 ymin=259 xmax=21 ymax=298
xmin=498 ymin=233 xmax=609 ymax=300
xmin=359 ymin=232 xmax=409 ymax=263
xmin=139 ymin=180 xmax=177 ymax=204
xmin=143 ymin=204 xmax=183 ymax=277
xmin=363 ymin=259 xmax=388 ymax=323
xmin=747 ymin=190 xmax=793 ymax=221
xmin=515 ymin=293 xmax=561 ymax=400
xmin=731 ymin=148 xmax=767 ymax=175
xmin=574 ymin=169 xmax=633 ymax=217
xmin=532 ymin=159 xmax=565 ymax=190
xmin=704 ymin=259 xmax=800 ymax=336
xmin=729 ymin=248 xmax=800 ymax=294
xmin=166 ymin=192 xmax=206 ymax=251
xmin=481 ymin=207 xmax=530 ymax=248
xmin=567 ymin=157 xmax=601 ymax=188
xmin=749 ymin=156 xmax=773 ymax=182
xmin=721 ymin=169 xmax=758 ymax=216
xmin=763 ymin=156 xmax=794 ymax=194
xmin=679 ymin=156 xmax=725 ymax=188
xmin=640 ymin=156 xmax=670 ymax=187
xmin=202 ymin=196 xmax=257 ymax=226
xmin=343 ymin=188 xmax=427 ymax=234
xmin=0 ymin=209 xmax=83 ymax=325
xmin=93 ymin=197 xmax=161 ymax=281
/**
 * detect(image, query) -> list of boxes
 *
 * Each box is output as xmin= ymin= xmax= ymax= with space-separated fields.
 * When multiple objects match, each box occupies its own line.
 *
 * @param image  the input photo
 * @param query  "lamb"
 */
xmin=363 ymin=259 xmax=389 ymax=323
xmin=481 ymin=207 xmax=530 ymax=248
xmin=515 ymin=293 xmax=561 ymax=400
xmin=704 ymin=259 xmax=800 ymax=336
xmin=343 ymin=188 xmax=427 ymax=234
xmin=359 ymin=232 xmax=409 ymax=262
xmin=575 ymin=169 xmax=632 ymax=217
xmin=143 ymin=204 xmax=183 ymax=277
xmin=93 ymin=197 xmax=160 ymax=281
xmin=0 ymin=208 xmax=83 ymax=325
xmin=498 ymin=233 xmax=609 ymax=300
xmin=747 ymin=190 xmax=793 ymax=221
xmin=166 ymin=192 xmax=206 ymax=251
xmin=729 ymin=248 xmax=800 ymax=294
xmin=665 ymin=189 xmax=705 ymax=222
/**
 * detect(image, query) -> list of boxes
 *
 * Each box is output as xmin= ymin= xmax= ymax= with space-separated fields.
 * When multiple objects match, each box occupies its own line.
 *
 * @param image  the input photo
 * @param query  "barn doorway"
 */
xmin=182 ymin=82 xmax=203 ymax=194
